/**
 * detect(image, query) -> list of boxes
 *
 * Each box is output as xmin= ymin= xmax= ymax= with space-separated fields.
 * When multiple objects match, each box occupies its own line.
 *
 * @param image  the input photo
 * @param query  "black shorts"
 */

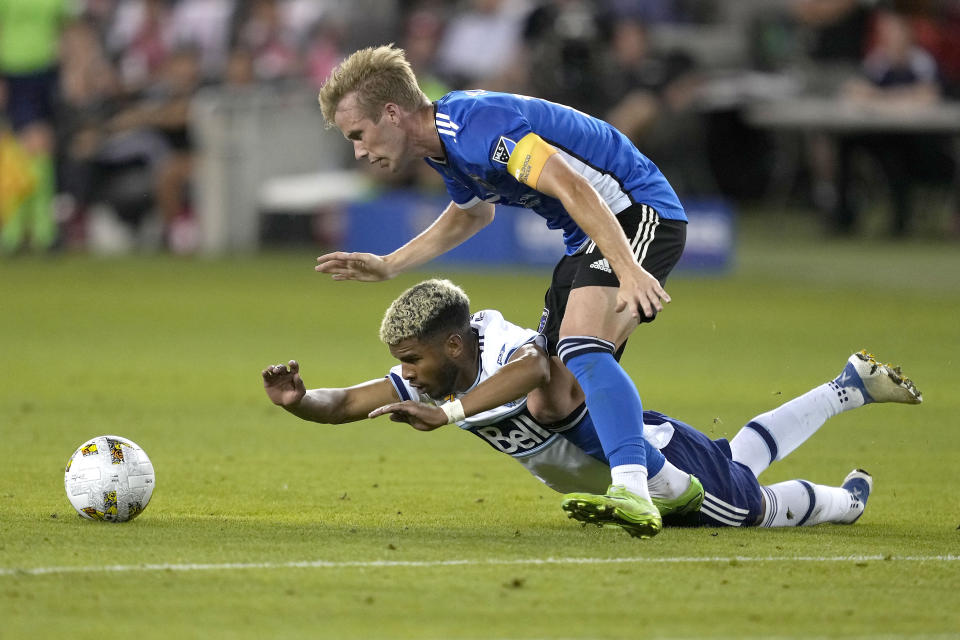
xmin=2 ymin=67 xmax=59 ymax=131
xmin=538 ymin=203 xmax=686 ymax=356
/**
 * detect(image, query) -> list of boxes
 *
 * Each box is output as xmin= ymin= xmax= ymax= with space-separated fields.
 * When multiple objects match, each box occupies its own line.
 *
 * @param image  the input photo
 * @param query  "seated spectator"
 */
xmin=169 ymin=0 xmax=235 ymax=79
xmin=789 ymin=0 xmax=873 ymax=66
xmin=602 ymin=16 xmax=712 ymax=196
xmin=96 ymin=46 xmax=203 ymax=248
xmin=301 ymin=19 xmax=344 ymax=91
xmin=832 ymin=8 xmax=956 ymax=235
xmin=106 ymin=0 xmax=175 ymax=94
xmin=235 ymin=0 xmax=301 ymax=83
xmin=518 ymin=0 xmax=610 ymax=114
xmin=434 ymin=0 xmax=530 ymax=90
xmin=57 ymin=17 xmax=123 ymax=246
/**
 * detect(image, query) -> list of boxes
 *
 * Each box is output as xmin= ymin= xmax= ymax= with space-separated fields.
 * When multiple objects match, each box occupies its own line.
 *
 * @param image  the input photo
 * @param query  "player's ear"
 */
xmin=444 ymin=333 xmax=463 ymax=358
xmin=383 ymin=102 xmax=401 ymax=125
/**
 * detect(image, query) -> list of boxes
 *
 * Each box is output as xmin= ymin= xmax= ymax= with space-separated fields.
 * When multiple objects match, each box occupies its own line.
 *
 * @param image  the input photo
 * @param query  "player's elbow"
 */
xmin=565 ymin=173 xmax=600 ymax=206
xmin=530 ymin=353 xmax=551 ymax=388
xmin=518 ymin=348 xmax=551 ymax=389
xmin=467 ymin=202 xmax=496 ymax=227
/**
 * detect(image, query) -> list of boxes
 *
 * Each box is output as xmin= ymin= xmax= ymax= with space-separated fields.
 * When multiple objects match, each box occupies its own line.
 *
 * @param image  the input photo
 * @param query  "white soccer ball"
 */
xmin=64 ymin=435 xmax=155 ymax=522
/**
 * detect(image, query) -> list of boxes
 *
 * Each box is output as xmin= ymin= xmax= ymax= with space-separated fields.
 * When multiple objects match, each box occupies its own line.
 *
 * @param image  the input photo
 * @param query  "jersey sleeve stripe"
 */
xmin=388 ymin=372 xmax=411 ymax=401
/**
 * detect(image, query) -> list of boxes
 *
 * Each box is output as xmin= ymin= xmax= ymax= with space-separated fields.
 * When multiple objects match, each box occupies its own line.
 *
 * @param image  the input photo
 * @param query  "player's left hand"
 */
xmin=261 ymin=360 xmax=306 ymax=407
xmin=368 ymin=401 xmax=447 ymax=431
xmin=615 ymin=264 xmax=671 ymax=319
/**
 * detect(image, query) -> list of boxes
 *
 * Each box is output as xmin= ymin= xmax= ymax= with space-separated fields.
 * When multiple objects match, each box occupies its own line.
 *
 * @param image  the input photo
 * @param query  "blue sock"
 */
xmin=558 ymin=336 xmax=647 ymax=468
xmin=645 ymin=441 xmax=665 ymax=477
xmin=567 ymin=405 xmax=664 ymax=476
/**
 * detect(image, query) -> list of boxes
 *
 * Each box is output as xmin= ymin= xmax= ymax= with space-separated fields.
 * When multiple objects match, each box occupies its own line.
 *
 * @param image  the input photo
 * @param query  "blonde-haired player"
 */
xmin=315 ymin=45 xmax=689 ymax=537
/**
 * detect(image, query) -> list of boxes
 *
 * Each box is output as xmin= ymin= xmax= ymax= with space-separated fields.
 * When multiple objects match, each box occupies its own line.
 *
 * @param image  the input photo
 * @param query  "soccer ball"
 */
xmin=64 ymin=435 xmax=155 ymax=522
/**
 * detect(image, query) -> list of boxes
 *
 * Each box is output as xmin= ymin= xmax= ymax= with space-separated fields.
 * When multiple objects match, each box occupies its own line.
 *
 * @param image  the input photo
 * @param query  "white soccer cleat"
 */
xmin=840 ymin=468 xmax=873 ymax=524
xmin=836 ymin=350 xmax=922 ymax=405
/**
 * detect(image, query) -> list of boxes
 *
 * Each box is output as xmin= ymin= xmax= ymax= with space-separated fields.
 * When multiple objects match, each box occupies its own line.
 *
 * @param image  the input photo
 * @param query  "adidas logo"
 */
xmin=588 ymin=258 xmax=611 ymax=273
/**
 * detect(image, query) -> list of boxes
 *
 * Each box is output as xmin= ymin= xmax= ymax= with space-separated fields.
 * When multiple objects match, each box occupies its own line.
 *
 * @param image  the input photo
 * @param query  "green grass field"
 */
xmin=2 ymin=213 xmax=958 ymax=639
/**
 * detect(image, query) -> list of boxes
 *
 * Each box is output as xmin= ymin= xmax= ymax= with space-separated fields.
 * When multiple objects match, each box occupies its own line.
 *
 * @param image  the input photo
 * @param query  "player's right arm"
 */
xmin=314 ymin=200 xmax=495 ymax=281
xmin=262 ymin=360 xmax=399 ymax=424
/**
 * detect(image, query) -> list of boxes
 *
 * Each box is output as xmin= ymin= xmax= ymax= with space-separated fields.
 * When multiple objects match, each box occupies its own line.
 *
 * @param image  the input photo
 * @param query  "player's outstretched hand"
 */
xmin=615 ymin=264 xmax=671 ymax=320
xmin=368 ymin=401 xmax=447 ymax=431
xmin=262 ymin=360 xmax=306 ymax=407
xmin=315 ymin=251 xmax=392 ymax=282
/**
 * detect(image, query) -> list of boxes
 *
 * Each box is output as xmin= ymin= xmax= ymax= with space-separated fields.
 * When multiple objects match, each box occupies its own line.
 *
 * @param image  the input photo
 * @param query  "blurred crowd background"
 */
xmin=1 ymin=0 xmax=958 ymax=255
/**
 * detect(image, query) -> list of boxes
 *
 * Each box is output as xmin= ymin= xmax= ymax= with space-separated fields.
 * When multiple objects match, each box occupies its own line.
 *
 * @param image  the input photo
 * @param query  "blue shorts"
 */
xmin=2 ymin=67 xmax=59 ymax=131
xmin=645 ymin=411 xmax=764 ymax=527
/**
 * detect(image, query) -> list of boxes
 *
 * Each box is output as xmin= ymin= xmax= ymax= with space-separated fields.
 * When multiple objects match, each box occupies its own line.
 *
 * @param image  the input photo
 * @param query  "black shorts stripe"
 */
xmin=631 ymin=204 xmax=659 ymax=264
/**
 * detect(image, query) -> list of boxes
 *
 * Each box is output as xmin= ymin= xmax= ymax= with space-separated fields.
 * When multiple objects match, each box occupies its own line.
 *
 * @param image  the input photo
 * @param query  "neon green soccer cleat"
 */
xmin=561 ymin=485 xmax=662 ymax=539
xmin=652 ymin=474 xmax=705 ymax=520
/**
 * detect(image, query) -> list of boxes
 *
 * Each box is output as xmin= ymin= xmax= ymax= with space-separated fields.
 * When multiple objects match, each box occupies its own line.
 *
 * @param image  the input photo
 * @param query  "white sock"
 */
xmin=730 ymin=382 xmax=849 ymax=477
xmin=760 ymin=480 xmax=863 ymax=527
xmin=647 ymin=459 xmax=692 ymax=501
xmin=611 ymin=464 xmax=650 ymax=500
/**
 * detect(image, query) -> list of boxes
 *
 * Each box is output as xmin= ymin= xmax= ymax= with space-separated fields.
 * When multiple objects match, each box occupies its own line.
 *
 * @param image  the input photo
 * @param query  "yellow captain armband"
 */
xmin=506 ymin=133 xmax=557 ymax=188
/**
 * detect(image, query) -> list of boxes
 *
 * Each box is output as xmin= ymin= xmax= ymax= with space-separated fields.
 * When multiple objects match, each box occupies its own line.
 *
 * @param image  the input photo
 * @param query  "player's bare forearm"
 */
xmin=383 ymin=200 xmax=495 ymax=273
xmin=314 ymin=202 xmax=494 ymax=281
xmin=368 ymin=345 xmax=550 ymax=429
xmin=459 ymin=344 xmax=550 ymax=417
xmin=297 ymin=379 xmax=400 ymax=423
xmin=279 ymin=387 xmax=351 ymax=423
xmin=263 ymin=362 xmax=399 ymax=424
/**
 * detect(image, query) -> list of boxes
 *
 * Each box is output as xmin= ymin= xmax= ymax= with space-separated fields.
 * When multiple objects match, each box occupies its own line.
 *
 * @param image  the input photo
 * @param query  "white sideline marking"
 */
xmin=1 ymin=554 xmax=957 ymax=577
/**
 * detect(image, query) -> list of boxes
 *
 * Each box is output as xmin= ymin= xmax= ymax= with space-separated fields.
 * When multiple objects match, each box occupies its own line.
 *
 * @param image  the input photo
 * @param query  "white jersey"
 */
xmin=386 ymin=310 xmax=610 ymax=494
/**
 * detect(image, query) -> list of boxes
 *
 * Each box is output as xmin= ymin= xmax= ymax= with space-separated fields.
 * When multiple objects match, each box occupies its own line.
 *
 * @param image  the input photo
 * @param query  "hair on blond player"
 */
xmin=318 ymin=44 xmax=429 ymax=126
xmin=379 ymin=279 xmax=471 ymax=346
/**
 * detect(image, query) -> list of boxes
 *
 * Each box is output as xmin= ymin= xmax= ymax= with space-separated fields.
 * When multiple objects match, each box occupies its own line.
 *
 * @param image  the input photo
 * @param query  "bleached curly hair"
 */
xmin=379 ymin=279 xmax=471 ymax=346
xmin=318 ymin=44 xmax=429 ymax=126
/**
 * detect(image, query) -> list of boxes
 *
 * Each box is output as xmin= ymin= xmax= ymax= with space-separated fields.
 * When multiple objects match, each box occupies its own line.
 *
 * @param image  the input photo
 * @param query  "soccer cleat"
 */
xmin=561 ymin=485 xmax=662 ymax=539
xmin=652 ymin=474 xmax=704 ymax=519
xmin=836 ymin=350 xmax=922 ymax=405
xmin=840 ymin=468 xmax=873 ymax=524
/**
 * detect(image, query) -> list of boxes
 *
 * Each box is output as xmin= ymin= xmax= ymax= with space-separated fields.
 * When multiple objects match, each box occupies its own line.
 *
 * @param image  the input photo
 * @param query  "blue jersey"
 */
xmin=426 ymin=90 xmax=686 ymax=255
